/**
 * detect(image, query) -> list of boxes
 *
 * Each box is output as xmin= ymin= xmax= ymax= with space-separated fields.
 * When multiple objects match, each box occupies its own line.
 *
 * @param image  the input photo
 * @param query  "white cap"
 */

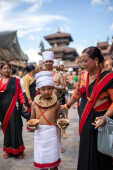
xmin=35 ymin=71 xmax=54 ymax=89
xmin=59 ymin=61 xmax=64 ymax=65
xmin=68 ymin=67 xmax=73 ymax=72
xmin=53 ymin=59 xmax=59 ymax=67
xmin=42 ymin=51 xmax=54 ymax=62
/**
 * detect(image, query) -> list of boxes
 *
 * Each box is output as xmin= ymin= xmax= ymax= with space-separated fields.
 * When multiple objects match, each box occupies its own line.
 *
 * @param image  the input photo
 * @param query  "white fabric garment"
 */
xmin=35 ymin=71 xmax=52 ymax=80
xmin=36 ymin=76 xmax=54 ymax=89
xmin=35 ymin=71 xmax=54 ymax=89
xmin=59 ymin=61 xmax=64 ymax=65
xmin=53 ymin=59 xmax=59 ymax=67
xmin=34 ymin=125 xmax=61 ymax=168
xmin=68 ymin=67 xmax=73 ymax=72
xmin=42 ymin=51 xmax=54 ymax=62
xmin=20 ymin=78 xmax=25 ymax=93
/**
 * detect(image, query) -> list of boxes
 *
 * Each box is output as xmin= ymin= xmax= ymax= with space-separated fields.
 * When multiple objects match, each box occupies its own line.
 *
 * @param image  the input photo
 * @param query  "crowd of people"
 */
xmin=0 ymin=46 xmax=113 ymax=170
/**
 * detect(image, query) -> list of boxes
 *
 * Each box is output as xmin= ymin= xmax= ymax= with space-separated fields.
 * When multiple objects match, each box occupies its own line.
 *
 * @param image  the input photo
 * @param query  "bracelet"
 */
xmin=64 ymin=103 xmax=71 ymax=110
xmin=66 ymin=103 xmax=71 ymax=109
xmin=64 ymin=104 xmax=68 ymax=110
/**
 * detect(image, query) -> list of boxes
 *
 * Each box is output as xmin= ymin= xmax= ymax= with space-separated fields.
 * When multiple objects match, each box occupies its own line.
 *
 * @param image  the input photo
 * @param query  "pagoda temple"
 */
xmin=44 ymin=29 xmax=79 ymax=68
xmin=97 ymin=37 xmax=113 ymax=59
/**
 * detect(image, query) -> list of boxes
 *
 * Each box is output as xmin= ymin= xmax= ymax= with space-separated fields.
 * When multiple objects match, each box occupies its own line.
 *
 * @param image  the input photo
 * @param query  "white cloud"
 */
xmin=0 ymin=1 xmax=68 ymax=38
xmin=0 ymin=0 xmax=68 ymax=63
xmin=71 ymin=42 xmax=87 ymax=55
xmin=76 ymin=45 xmax=87 ymax=55
xmin=71 ymin=39 xmax=97 ymax=55
xmin=26 ymin=0 xmax=44 ymax=13
xmin=108 ymin=6 xmax=113 ymax=12
xmin=59 ymin=25 xmax=71 ymax=33
xmin=23 ymin=0 xmax=52 ymax=13
xmin=16 ymin=15 xmax=67 ymax=38
xmin=28 ymin=35 xmax=35 ymax=41
xmin=91 ymin=0 xmax=108 ymax=4
xmin=25 ymin=48 xmax=42 ymax=64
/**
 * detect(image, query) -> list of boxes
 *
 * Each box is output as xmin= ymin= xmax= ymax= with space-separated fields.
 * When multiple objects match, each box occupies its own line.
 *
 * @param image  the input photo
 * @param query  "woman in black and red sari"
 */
xmin=0 ymin=63 xmax=26 ymax=159
xmin=64 ymin=47 xmax=113 ymax=170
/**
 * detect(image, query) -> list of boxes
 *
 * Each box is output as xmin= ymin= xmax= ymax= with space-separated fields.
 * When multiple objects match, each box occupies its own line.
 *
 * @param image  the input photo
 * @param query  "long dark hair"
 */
xmin=0 ymin=63 xmax=11 ymax=69
xmin=26 ymin=65 xmax=35 ymax=73
xmin=82 ymin=46 xmax=104 ymax=64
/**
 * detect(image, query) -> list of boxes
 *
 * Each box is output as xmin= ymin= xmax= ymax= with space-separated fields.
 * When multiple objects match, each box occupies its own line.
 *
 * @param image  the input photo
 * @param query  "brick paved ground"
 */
xmin=0 ymin=106 xmax=79 ymax=170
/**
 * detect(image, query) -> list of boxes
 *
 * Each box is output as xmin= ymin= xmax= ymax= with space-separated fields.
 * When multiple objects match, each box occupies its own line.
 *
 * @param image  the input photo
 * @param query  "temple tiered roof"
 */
xmin=0 ymin=31 xmax=28 ymax=62
xmin=97 ymin=39 xmax=113 ymax=59
xmin=44 ymin=29 xmax=79 ymax=65
xmin=0 ymin=31 xmax=28 ymax=68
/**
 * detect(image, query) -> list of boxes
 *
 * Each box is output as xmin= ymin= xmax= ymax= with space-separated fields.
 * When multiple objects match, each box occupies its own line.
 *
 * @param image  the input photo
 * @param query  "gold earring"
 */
xmin=96 ymin=61 xmax=99 ymax=67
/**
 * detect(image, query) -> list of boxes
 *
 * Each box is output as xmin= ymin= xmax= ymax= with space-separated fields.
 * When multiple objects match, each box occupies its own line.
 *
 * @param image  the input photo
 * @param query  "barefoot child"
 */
xmin=29 ymin=71 xmax=61 ymax=170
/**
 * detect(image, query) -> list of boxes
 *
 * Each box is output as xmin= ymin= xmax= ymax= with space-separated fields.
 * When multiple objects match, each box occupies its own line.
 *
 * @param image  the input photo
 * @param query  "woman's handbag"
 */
xmin=97 ymin=117 xmax=113 ymax=157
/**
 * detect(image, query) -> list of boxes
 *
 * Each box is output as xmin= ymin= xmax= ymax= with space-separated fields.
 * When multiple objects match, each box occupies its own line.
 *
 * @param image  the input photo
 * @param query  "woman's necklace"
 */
xmin=2 ymin=78 xmax=9 ymax=84
xmin=89 ymin=74 xmax=97 ymax=84
xmin=0 ymin=77 xmax=10 ymax=92
xmin=86 ymin=68 xmax=102 ymax=101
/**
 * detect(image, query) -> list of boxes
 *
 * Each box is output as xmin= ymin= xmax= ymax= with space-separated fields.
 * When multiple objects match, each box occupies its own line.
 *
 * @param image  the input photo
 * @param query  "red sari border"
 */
xmin=34 ymin=158 xmax=61 ymax=168
xmin=79 ymin=72 xmax=113 ymax=135
xmin=3 ymin=144 xmax=25 ymax=155
xmin=2 ymin=79 xmax=18 ymax=134
xmin=94 ymin=101 xmax=111 ymax=112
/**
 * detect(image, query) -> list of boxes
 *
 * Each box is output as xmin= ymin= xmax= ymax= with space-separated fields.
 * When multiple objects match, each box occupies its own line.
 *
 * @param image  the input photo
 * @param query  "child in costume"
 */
xmin=42 ymin=51 xmax=68 ymax=152
xmin=29 ymin=71 xmax=61 ymax=170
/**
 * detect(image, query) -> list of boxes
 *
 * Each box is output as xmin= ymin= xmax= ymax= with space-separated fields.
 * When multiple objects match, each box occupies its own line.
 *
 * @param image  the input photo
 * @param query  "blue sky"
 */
xmin=0 ymin=0 xmax=113 ymax=63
